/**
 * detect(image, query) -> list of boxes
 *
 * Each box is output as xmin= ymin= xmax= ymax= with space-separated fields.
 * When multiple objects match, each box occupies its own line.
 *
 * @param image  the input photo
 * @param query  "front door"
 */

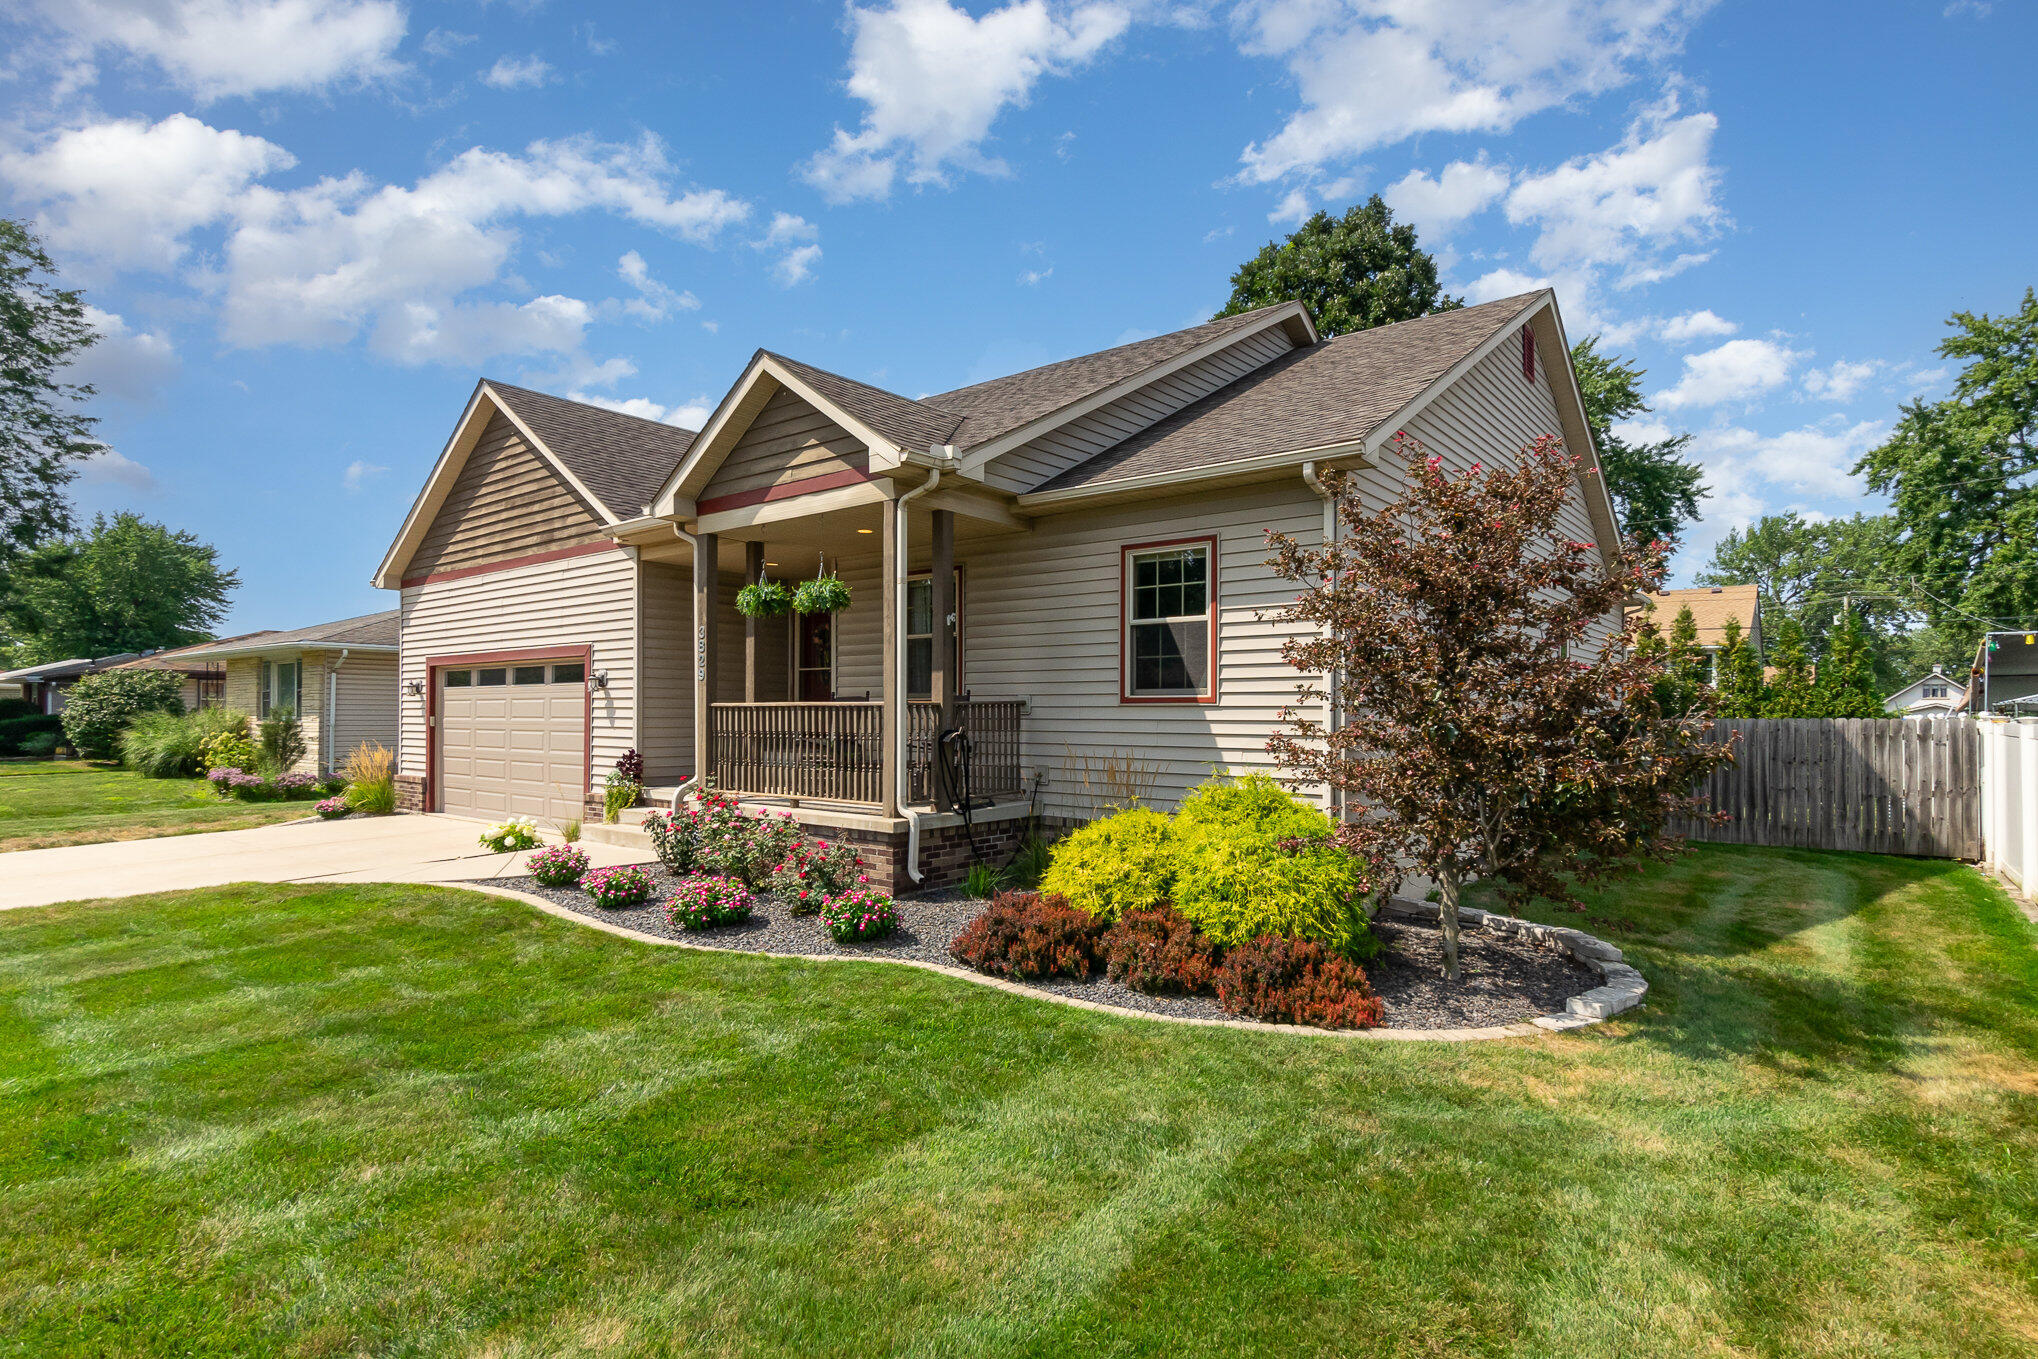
xmin=796 ymin=612 xmax=833 ymax=701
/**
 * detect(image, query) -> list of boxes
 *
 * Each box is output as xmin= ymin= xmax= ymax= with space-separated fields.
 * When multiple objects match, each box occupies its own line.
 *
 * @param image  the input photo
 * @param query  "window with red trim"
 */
xmin=1123 ymin=539 xmax=1215 ymax=700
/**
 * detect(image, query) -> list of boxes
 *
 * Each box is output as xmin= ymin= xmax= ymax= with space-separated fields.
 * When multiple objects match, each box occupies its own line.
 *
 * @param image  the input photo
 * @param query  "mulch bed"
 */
xmin=477 ymin=864 xmax=1597 ymax=1031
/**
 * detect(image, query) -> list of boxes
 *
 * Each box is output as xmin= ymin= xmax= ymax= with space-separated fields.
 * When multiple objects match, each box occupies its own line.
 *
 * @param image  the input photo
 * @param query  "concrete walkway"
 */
xmin=2 ymin=814 xmax=654 ymax=911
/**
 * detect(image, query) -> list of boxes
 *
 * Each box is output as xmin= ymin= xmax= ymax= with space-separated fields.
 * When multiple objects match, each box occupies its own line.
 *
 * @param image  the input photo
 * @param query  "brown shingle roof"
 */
xmin=762 ymin=352 xmax=964 ymax=452
xmin=484 ymin=381 xmax=698 ymax=520
xmin=176 ymin=611 xmax=400 ymax=657
xmin=927 ymin=307 xmax=1290 ymax=449
xmin=109 ymin=634 xmax=274 ymax=672
xmin=1030 ymin=293 xmax=1544 ymax=494
xmin=1644 ymin=585 xmax=1761 ymax=647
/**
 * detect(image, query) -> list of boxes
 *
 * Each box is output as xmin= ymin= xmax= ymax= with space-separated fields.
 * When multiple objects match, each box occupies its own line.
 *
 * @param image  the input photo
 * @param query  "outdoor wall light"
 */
xmin=404 ymin=679 xmax=425 ymax=697
xmin=591 ymin=670 xmax=610 ymax=690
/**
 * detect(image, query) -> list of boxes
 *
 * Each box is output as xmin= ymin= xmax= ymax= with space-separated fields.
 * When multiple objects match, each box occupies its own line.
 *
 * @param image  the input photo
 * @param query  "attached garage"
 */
xmin=434 ymin=655 xmax=588 ymax=825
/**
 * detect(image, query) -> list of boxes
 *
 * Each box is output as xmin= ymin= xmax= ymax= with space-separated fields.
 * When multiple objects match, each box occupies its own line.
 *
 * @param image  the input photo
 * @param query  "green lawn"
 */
xmin=2 ymin=847 xmax=2035 ymax=1357
xmin=0 ymin=761 xmax=305 ymax=851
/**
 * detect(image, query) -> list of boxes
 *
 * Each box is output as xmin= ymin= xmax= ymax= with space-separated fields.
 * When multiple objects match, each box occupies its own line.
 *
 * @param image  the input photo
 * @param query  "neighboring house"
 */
xmin=1641 ymin=584 xmax=1762 ymax=682
xmin=1884 ymin=665 xmax=1969 ymax=719
xmin=374 ymin=289 xmax=1622 ymax=889
xmin=1972 ymin=631 xmax=2038 ymax=715
xmin=105 ymin=634 xmax=278 ymax=710
xmin=0 ymin=654 xmax=143 ymax=714
xmin=169 ymin=612 xmax=401 ymax=773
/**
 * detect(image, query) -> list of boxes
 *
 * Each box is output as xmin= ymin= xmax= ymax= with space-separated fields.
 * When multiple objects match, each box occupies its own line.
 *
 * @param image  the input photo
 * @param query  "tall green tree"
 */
xmin=1657 ymin=605 xmax=1707 ymax=717
xmin=1856 ymin=288 xmax=2038 ymax=643
xmin=1815 ymin=609 xmax=1885 ymax=718
xmin=1216 ymin=196 xmax=1460 ymax=336
xmin=1713 ymin=616 xmax=1764 ymax=718
xmin=4 ymin=513 xmax=237 ymax=663
xmin=1570 ymin=336 xmax=1707 ymax=550
xmin=1762 ymin=616 xmax=1819 ymax=718
xmin=1 ymin=219 xmax=102 ymax=587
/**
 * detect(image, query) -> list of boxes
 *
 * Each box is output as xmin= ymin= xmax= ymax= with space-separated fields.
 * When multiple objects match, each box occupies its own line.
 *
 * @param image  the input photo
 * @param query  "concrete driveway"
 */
xmin=2 ymin=814 xmax=654 ymax=911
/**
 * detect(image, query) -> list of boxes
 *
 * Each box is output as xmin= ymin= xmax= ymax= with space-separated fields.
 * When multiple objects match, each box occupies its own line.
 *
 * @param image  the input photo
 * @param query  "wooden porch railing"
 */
xmin=708 ymin=699 xmax=1025 ymax=807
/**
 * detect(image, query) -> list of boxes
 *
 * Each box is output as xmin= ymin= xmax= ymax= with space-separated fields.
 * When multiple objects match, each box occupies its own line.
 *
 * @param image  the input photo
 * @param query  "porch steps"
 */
xmin=581 ymin=820 xmax=653 ymax=852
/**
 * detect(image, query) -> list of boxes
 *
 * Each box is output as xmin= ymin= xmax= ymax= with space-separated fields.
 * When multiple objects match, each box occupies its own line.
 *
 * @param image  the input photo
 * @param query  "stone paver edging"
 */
xmin=461 ymin=881 xmax=1646 ymax=1043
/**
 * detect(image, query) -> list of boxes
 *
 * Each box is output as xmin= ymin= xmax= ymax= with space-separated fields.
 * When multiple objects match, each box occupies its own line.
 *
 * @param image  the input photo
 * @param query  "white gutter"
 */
xmin=894 ymin=451 xmax=952 ymax=881
xmin=1302 ymin=462 xmax=1341 ymax=821
xmin=324 ymin=648 xmax=350 ymax=774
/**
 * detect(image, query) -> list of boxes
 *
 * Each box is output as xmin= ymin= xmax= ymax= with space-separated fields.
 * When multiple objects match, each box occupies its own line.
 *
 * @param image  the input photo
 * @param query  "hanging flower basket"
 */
xmin=793 ymin=575 xmax=853 ymax=614
xmin=735 ymin=578 xmax=793 ymax=618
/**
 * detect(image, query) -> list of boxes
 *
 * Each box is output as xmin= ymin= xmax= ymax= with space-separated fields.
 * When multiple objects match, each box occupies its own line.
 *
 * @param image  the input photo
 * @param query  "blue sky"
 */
xmin=2 ymin=0 xmax=2031 ymax=632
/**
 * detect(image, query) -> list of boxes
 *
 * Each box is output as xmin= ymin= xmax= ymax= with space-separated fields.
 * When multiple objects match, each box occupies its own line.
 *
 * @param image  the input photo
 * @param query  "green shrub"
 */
xmin=0 ymin=714 xmax=63 ymax=756
xmin=258 ymin=707 xmax=306 ymax=775
xmin=1038 ymin=806 xmax=1174 ymax=921
xmin=58 ymin=669 xmax=186 ymax=759
xmin=200 ymin=725 xmax=258 ymax=772
xmin=1169 ymin=775 xmax=1374 ymax=959
xmin=120 ymin=706 xmax=251 ymax=778
xmin=0 ymin=697 xmax=38 ymax=721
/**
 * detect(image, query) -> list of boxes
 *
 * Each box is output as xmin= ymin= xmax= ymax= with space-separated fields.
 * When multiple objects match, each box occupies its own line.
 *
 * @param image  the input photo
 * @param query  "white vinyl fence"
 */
xmin=1980 ymin=717 xmax=2038 ymax=894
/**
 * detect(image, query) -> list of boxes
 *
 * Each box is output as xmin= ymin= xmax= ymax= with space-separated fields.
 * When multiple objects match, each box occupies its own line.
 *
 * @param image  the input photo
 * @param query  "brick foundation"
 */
xmin=395 ymin=774 xmax=426 ymax=813
xmin=758 ymin=805 xmax=1038 ymax=894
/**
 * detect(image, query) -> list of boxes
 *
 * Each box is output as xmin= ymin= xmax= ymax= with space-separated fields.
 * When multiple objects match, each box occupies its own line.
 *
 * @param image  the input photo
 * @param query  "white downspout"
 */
xmin=325 ymin=648 xmax=349 ymax=774
xmin=895 ymin=453 xmax=951 ymax=882
xmin=1301 ymin=462 xmax=1340 ymax=821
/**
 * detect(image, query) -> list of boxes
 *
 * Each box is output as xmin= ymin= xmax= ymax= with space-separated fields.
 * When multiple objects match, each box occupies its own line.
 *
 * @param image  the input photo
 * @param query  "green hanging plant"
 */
xmin=735 ymin=577 xmax=793 ymax=619
xmin=793 ymin=574 xmax=853 ymax=614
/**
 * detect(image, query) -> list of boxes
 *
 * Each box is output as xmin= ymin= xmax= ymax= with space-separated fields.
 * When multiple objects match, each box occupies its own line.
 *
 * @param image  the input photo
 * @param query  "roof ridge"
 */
xmin=762 ymin=350 xmax=964 ymax=416
xmin=925 ymin=304 xmax=1284 ymax=407
xmin=483 ymin=378 xmax=702 ymax=437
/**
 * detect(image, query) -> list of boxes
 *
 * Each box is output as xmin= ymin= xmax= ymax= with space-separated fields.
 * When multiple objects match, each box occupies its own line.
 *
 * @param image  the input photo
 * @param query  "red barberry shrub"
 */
xmin=1099 ymin=904 xmax=1221 ymax=995
xmin=1213 ymin=934 xmax=1383 ymax=1029
xmin=949 ymin=890 xmax=1100 ymax=980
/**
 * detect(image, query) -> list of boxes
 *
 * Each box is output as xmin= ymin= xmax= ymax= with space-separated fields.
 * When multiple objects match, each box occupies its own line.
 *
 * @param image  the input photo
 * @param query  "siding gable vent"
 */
xmin=1521 ymin=326 xmax=1536 ymax=384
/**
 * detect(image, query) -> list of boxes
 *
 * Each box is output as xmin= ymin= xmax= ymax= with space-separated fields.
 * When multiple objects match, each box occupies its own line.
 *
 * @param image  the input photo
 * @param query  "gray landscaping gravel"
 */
xmin=476 ymin=864 xmax=1596 ymax=1030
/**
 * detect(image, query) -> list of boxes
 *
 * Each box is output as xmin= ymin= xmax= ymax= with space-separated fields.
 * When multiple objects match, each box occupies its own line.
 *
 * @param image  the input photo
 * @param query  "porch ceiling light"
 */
xmin=856 ymin=528 xmax=874 ymax=534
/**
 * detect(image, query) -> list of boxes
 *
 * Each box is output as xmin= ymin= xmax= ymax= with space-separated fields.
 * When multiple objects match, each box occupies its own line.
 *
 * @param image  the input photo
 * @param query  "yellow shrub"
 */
xmin=1039 ymin=806 xmax=1174 ymax=921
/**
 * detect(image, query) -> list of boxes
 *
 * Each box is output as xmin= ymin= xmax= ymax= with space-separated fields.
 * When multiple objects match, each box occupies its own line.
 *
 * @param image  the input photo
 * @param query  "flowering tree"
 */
xmin=1264 ymin=434 xmax=1735 ymax=978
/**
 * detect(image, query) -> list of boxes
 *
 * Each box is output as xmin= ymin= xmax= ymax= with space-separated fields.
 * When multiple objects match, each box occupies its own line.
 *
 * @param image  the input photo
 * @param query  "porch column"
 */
xmin=880 ymin=494 xmax=900 ymax=818
xmin=931 ymin=507 xmax=958 ymax=812
xmin=743 ymin=540 xmax=764 ymax=704
xmin=693 ymin=531 xmax=719 ymax=789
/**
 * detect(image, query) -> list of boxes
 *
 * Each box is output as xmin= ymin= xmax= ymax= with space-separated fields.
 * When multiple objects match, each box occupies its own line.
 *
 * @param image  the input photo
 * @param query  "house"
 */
xmin=1971 ymin=631 xmax=2038 ymax=715
xmin=167 ymin=612 xmax=401 ymax=772
xmin=104 ymin=634 xmax=279 ymax=709
xmin=0 ymin=654 xmax=143 ymax=714
xmin=1641 ymin=584 xmax=1762 ymax=681
xmin=1884 ymin=665 xmax=1969 ymax=719
xmin=373 ymin=289 xmax=1621 ymax=890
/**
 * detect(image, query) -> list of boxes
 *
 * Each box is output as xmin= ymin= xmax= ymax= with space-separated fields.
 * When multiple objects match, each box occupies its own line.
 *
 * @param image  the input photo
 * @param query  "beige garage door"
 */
xmin=437 ymin=659 xmax=586 ymax=825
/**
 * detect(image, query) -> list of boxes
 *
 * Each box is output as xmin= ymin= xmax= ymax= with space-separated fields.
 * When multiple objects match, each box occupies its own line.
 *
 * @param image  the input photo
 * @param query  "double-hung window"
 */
xmin=906 ymin=571 xmax=962 ymax=700
xmin=258 ymin=659 xmax=301 ymax=718
xmin=1122 ymin=537 xmax=1216 ymax=701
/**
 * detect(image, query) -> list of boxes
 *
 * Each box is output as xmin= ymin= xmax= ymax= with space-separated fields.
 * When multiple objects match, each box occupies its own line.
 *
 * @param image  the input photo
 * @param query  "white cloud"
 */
xmin=760 ymin=212 xmax=818 ymax=247
xmin=1235 ymin=0 xmax=1709 ymax=185
xmin=32 ymin=0 xmax=406 ymax=101
xmin=772 ymin=243 xmax=823 ymax=287
xmin=1018 ymin=266 xmax=1053 ymax=286
xmin=1657 ymin=308 xmax=1736 ymax=343
xmin=1503 ymin=105 xmax=1725 ymax=283
xmin=214 ymin=132 xmax=750 ymax=365
xmin=77 ymin=447 xmax=159 ymax=492
xmin=802 ymin=0 xmax=1132 ymax=202
xmin=480 ymin=54 xmax=552 ymax=89
xmin=1 ymin=114 xmax=294 ymax=270
xmin=1655 ymin=337 xmax=1805 ymax=410
xmin=68 ymin=307 xmax=180 ymax=401
xmin=1267 ymin=187 xmax=1311 ymax=225
xmin=1801 ymin=358 xmax=1882 ymax=403
xmin=421 ymin=27 xmax=476 ymax=59
xmin=1687 ymin=418 xmax=1886 ymax=498
xmin=342 ymin=458 xmax=387 ymax=491
xmin=1462 ymin=266 xmax=1550 ymax=303
xmin=614 ymin=251 xmax=699 ymax=321
xmin=1202 ymin=225 xmax=1234 ymax=244
xmin=567 ymin=391 xmax=714 ymax=429
xmin=1382 ymin=159 xmax=1510 ymax=241
xmin=1944 ymin=1 xmax=1991 ymax=16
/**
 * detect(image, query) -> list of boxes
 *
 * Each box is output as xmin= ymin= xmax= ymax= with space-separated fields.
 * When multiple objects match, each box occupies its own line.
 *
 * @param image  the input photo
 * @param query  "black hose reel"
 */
xmin=934 ymin=694 xmax=990 ymax=864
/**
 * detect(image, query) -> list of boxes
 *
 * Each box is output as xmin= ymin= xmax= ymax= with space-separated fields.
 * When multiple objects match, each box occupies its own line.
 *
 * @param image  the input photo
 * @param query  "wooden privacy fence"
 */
xmin=1674 ymin=717 xmax=1982 ymax=859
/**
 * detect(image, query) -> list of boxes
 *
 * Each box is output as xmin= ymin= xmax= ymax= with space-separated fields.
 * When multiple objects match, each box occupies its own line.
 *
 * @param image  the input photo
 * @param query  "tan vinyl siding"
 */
xmin=700 ymin=387 xmax=869 ymax=503
xmin=397 ymin=548 xmax=638 ymax=800
xmin=979 ymin=328 xmax=1298 ymax=494
xmin=405 ymin=411 xmax=607 ymax=581
xmin=323 ymin=652 xmax=399 ymax=767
